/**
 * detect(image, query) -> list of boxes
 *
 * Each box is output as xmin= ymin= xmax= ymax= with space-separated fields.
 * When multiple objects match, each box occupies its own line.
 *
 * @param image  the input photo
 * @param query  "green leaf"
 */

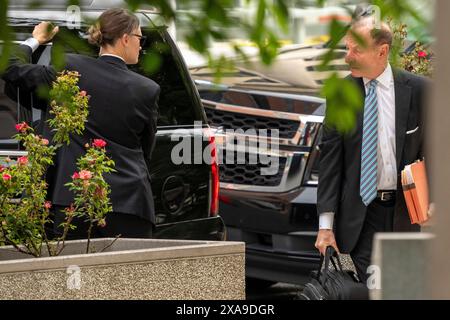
xmin=256 ymin=0 xmax=266 ymax=33
xmin=51 ymin=43 xmax=66 ymax=71
xmin=186 ymin=30 xmax=208 ymax=54
xmin=329 ymin=18 xmax=348 ymax=48
xmin=204 ymin=0 xmax=229 ymax=24
xmin=321 ymin=73 xmax=364 ymax=133
xmin=272 ymin=0 xmax=289 ymax=33
xmin=0 ymin=0 xmax=12 ymax=72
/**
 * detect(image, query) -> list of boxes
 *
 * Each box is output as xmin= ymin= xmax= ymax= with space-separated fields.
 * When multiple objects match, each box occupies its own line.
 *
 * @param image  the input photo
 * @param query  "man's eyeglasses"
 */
xmin=130 ymin=34 xmax=147 ymax=47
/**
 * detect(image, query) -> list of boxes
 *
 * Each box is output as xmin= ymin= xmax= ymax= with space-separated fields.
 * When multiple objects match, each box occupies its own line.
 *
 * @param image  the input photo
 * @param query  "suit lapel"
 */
xmin=394 ymin=70 xmax=412 ymax=170
xmin=348 ymin=77 xmax=365 ymax=180
xmin=355 ymin=77 xmax=366 ymax=136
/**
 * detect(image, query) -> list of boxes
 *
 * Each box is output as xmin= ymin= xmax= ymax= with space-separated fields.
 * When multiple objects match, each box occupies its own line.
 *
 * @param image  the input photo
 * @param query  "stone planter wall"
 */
xmin=0 ymin=238 xmax=245 ymax=300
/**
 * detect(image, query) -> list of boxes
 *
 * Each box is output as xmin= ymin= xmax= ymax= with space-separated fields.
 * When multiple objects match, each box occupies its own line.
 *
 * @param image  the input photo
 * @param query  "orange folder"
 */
xmin=401 ymin=160 xmax=429 ymax=224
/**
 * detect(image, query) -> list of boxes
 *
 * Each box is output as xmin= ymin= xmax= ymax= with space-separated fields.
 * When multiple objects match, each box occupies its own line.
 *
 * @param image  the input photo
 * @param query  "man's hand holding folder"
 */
xmin=401 ymin=159 xmax=430 ymax=225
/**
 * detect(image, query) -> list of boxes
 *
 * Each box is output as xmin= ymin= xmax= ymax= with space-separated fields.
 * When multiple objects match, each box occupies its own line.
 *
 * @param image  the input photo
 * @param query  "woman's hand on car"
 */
xmin=33 ymin=21 xmax=59 ymax=45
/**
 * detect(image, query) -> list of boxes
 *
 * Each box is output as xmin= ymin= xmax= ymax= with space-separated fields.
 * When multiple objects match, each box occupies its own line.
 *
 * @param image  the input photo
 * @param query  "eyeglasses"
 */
xmin=130 ymin=34 xmax=147 ymax=47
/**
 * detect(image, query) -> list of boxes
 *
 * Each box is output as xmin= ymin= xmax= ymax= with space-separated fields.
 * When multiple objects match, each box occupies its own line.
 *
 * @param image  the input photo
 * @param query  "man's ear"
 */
xmin=380 ymin=44 xmax=389 ymax=58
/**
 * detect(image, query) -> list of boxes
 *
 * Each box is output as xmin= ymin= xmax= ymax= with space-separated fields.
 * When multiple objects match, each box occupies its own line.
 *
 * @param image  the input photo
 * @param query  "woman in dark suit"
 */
xmin=2 ymin=8 xmax=160 ymax=239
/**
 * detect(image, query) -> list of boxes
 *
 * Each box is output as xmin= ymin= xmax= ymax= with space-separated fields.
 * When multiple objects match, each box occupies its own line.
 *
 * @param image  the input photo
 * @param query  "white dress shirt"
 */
xmin=99 ymin=53 xmax=126 ymax=63
xmin=319 ymin=64 xmax=397 ymax=230
xmin=23 ymin=37 xmax=40 ymax=53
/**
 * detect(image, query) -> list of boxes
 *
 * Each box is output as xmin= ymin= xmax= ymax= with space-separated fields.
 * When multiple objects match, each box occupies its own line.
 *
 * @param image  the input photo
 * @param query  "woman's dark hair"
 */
xmin=88 ymin=8 xmax=140 ymax=47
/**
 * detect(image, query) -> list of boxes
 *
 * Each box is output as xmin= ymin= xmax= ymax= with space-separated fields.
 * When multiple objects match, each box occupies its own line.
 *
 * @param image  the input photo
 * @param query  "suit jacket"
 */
xmin=2 ymin=45 xmax=160 ymax=223
xmin=317 ymin=68 xmax=429 ymax=253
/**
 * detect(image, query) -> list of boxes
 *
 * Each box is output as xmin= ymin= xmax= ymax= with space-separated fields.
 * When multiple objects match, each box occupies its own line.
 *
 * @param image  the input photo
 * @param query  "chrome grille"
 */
xmin=205 ymin=107 xmax=300 ymax=139
xmin=219 ymin=155 xmax=287 ymax=186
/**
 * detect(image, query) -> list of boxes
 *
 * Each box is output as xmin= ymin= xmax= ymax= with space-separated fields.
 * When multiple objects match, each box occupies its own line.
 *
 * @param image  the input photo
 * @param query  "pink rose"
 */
xmin=418 ymin=51 xmax=427 ymax=58
xmin=2 ymin=173 xmax=12 ymax=181
xmin=98 ymin=219 xmax=107 ymax=228
xmin=41 ymin=139 xmax=49 ymax=146
xmin=79 ymin=170 xmax=92 ymax=180
xmin=0 ymin=165 xmax=4 ymax=172
xmin=17 ymin=156 xmax=28 ymax=166
xmin=15 ymin=122 xmax=29 ymax=132
xmin=72 ymin=172 xmax=80 ymax=180
xmin=44 ymin=201 xmax=52 ymax=210
xmin=95 ymin=187 xmax=106 ymax=198
xmin=80 ymin=90 xmax=87 ymax=97
xmin=92 ymin=139 xmax=107 ymax=148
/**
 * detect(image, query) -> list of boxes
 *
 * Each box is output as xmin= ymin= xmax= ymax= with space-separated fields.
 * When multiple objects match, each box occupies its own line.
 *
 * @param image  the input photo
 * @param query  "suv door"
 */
xmin=136 ymin=27 xmax=223 ymax=239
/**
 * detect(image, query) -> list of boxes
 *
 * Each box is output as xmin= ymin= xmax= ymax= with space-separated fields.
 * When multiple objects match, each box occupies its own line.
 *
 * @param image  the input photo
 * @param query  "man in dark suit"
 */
xmin=315 ymin=16 xmax=429 ymax=283
xmin=2 ymin=9 xmax=160 ymax=239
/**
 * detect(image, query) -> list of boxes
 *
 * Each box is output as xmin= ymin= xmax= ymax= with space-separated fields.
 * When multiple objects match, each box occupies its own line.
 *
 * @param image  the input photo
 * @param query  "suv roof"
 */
xmin=7 ymin=0 xmax=162 ymax=28
xmin=8 ymin=0 xmax=156 ymax=11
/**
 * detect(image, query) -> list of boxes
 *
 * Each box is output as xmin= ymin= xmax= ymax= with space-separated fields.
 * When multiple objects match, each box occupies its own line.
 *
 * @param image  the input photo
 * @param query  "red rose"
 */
xmin=17 ymin=156 xmax=28 ymax=166
xmin=2 ymin=173 xmax=12 ymax=181
xmin=79 ymin=170 xmax=92 ymax=180
xmin=44 ymin=201 xmax=52 ymax=210
xmin=418 ymin=51 xmax=427 ymax=58
xmin=92 ymin=139 xmax=107 ymax=148
xmin=64 ymin=205 xmax=76 ymax=216
xmin=15 ymin=122 xmax=29 ymax=132
xmin=80 ymin=90 xmax=87 ymax=97
xmin=72 ymin=172 xmax=80 ymax=180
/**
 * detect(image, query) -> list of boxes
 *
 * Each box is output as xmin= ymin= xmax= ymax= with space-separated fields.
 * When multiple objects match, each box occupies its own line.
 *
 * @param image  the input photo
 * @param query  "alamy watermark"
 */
xmin=66 ymin=265 xmax=81 ymax=290
xmin=170 ymin=121 xmax=280 ymax=176
xmin=65 ymin=5 xmax=81 ymax=30
xmin=366 ymin=264 xmax=381 ymax=290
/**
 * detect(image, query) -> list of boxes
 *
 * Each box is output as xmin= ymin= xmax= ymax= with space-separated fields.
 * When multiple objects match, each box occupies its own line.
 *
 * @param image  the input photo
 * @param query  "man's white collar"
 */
xmin=363 ymin=63 xmax=393 ymax=89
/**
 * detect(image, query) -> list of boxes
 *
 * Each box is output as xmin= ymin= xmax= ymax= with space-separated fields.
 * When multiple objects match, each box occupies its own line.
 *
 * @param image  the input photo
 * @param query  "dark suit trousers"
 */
xmin=350 ymin=199 xmax=395 ymax=284
xmin=52 ymin=205 xmax=154 ymax=239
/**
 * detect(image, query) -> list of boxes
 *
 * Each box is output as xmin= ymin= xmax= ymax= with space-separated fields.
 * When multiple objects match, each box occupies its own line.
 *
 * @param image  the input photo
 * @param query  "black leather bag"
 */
xmin=299 ymin=247 xmax=369 ymax=300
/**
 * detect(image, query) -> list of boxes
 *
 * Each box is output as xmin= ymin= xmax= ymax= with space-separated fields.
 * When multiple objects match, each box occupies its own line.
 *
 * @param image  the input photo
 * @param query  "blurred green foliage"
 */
xmin=0 ymin=0 xmax=431 ymax=131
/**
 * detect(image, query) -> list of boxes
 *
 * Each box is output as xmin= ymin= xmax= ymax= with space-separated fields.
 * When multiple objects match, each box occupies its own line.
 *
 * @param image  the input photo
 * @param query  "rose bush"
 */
xmin=391 ymin=21 xmax=433 ymax=77
xmin=0 ymin=71 xmax=115 ymax=257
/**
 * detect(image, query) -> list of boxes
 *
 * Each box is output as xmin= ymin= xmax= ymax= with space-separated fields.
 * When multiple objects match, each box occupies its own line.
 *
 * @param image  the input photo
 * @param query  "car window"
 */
xmin=130 ymin=28 xmax=202 ymax=127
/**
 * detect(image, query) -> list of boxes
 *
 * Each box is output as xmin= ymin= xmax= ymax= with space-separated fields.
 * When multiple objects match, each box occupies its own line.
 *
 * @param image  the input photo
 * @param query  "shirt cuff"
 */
xmin=319 ymin=212 xmax=335 ymax=230
xmin=22 ymin=37 xmax=40 ymax=53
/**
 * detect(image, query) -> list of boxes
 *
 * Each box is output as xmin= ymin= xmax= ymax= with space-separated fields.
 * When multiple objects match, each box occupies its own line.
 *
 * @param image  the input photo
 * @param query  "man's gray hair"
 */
xmin=350 ymin=16 xmax=393 ymax=48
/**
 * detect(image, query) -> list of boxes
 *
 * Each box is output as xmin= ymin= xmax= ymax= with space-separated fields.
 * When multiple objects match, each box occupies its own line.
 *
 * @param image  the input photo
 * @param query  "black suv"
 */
xmin=1 ymin=0 xmax=225 ymax=241
xmin=191 ymin=47 xmax=347 ymax=284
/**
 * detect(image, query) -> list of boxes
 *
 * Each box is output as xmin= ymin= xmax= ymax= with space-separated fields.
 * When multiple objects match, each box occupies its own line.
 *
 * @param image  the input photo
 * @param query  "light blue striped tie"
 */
xmin=360 ymin=80 xmax=378 ymax=206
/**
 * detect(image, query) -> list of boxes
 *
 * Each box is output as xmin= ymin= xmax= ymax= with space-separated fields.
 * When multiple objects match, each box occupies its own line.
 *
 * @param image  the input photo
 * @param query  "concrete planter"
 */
xmin=370 ymin=232 xmax=433 ymax=300
xmin=0 ymin=238 xmax=245 ymax=300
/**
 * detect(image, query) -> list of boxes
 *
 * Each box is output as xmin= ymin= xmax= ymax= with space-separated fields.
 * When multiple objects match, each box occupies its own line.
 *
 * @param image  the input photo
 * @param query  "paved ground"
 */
xmin=246 ymin=254 xmax=356 ymax=300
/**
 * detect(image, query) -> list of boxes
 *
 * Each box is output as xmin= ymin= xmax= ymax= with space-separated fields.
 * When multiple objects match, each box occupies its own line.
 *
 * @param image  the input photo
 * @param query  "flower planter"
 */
xmin=0 ymin=238 xmax=245 ymax=300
